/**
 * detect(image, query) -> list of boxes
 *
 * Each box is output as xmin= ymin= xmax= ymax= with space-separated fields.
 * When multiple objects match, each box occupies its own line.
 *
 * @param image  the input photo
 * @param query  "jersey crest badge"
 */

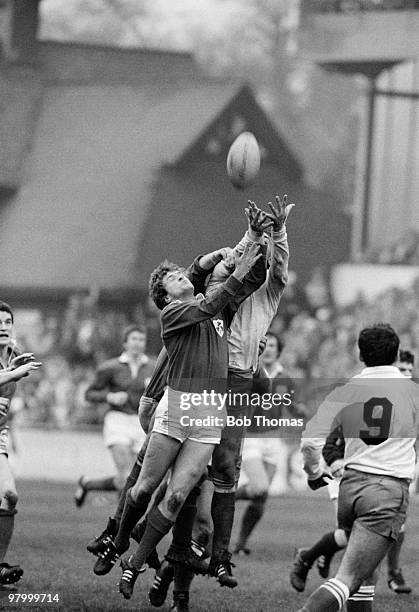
xmin=212 ymin=319 xmax=224 ymax=337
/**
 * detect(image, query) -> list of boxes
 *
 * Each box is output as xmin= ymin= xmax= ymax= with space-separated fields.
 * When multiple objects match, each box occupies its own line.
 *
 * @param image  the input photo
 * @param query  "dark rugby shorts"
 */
xmin=338 ymin=468 xmax=409 ymax=541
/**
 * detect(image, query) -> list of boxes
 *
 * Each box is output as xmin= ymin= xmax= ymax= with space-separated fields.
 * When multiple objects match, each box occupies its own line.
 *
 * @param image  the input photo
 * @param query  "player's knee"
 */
xmin=2 ymin=489 xmax=18 ymax=512
xmin=334 ymin=528 xmax=348 ymax=548
xmin=132 ymin=478 xmax=154 ymax=500
xmin=166 ymin=490 xmax=186 ymax=516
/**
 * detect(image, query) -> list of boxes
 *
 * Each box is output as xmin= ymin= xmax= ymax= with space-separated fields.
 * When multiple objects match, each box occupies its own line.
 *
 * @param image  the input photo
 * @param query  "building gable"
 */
xmin=174 ymin=84 xmax=302 ymax=182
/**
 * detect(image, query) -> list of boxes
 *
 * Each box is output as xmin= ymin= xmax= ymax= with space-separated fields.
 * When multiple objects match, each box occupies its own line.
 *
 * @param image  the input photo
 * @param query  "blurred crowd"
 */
xmin=10 ymin=292 xmax=161 ymax=430
xmin=9 ymin=266 xmax=419 ymax=429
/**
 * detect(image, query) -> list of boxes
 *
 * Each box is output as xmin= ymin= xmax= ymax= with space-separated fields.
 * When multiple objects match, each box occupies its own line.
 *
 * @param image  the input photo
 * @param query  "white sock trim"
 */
xmin=348 ymin=585 xmax=375 ymax=601
xmin=323 ymin=578 xmax=350 ymax=609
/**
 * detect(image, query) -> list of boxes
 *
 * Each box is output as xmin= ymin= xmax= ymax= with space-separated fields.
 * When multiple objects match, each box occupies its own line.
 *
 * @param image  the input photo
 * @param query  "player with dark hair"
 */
xmin=297 ymin=323 xmax=419 ymax=612
xmin=140 ymin=196 xmax=293 ymax=612
xmin=93 ymin=219 xmax=267 ymax=602
xmin=86 ymin=209 xmax=265 ymax=563
xmin=397 ymin=349 xmax=414 ymax=379
xmin=291 ymin=345 xmax=415 ymax=596
xmin=74 ymin=325 xmax=155 ymax=507
xmin=0 ymin=301 xmax=42 ymax=588
xmin=179 ymin=196 xmax=293 ymax=591
xmin=113 ymin=241 xmax=265 ymax=602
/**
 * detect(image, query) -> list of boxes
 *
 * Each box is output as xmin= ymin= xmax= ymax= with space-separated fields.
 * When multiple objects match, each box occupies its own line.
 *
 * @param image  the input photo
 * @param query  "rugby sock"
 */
xmin=173 ymin=564 xmax=194 ymax=592
xmin=130 ymin=507 xmax=173 ymax=572
xmin=211 ymin=491 xmax=235 ymax=560
xmin=0 ymin=508 xmax=16 ymax=563
xmin=114 ymin=488 xmax=151 ymax=553
xmin=387 ymin=531 xmax=404 ymax=573
xmin=236 ymin=495 xmax=267 ymax=549
xmin=130 ymin=518 xmax=160 ymax=570
xmin=301 ymin=578 xmax=349 ymax=611
xmin=169 ymin=486 xmax=199 ymax=555
xmin=114 ymin=461 xmax=142 ymax=523
xmin=172 ymin=590 xmax=190 ymax=609
xmin=84 ymin=476 xmax=117 ymax=492
xmin=130 ymin=518 xmax=146 ymax=544
xmin=301 ymin=531 xmax=343 ymax=566
xmin=347 ymin=585 xmax=375 ymax=611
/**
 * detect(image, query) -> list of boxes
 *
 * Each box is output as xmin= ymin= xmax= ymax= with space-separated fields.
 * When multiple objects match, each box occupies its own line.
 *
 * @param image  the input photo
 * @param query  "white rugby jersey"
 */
xmin=228 ymin=229 xmax=289 ymax=372
xmin=301 ymin=366 xmax=419 ymax=480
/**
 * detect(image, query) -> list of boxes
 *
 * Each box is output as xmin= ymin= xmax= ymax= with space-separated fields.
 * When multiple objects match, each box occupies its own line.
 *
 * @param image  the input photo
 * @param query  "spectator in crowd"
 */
xmin=74 ymin=325 xmax=154 ymax=508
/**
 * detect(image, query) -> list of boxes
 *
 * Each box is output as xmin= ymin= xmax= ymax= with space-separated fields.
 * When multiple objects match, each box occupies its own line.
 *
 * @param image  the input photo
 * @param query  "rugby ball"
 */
xmin=226 ymin=131 xmax=261 ymax=190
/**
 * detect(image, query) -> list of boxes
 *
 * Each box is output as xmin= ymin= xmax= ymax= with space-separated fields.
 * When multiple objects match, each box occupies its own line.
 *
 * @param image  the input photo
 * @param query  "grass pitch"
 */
xmin=3 ymin=480 xmax=419 ymax=611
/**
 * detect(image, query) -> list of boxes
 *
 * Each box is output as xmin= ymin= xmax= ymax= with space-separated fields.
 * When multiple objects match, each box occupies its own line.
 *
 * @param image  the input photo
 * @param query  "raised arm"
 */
xmin=266 ymin=194 xmax=294 ymax=297
xmin=186 ymin=249 xmax=229 ymax=295
xmin=222 ymin=203 xmax=271 ymax=324
xmin=162 ymin=242 xmax=263 ymax=337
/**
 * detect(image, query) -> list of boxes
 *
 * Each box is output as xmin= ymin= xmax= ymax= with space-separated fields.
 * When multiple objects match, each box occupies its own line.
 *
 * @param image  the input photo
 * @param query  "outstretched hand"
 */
xmin=10 ymin=353 xmax=35 ymax=369
xmin=245 ymin=201 xmax=274 ymax=238
xmin=265 ymin=194 xmax=295 ymax=231
xmin=233 ymin=241 xmax=263 ymax=281
xmin=13 ymin=361 xmax=42 ymax=381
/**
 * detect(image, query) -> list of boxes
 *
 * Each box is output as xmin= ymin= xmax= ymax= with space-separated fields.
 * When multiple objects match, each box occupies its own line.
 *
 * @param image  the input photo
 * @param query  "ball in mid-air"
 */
xmin=226 ymin=131 xmax=261 ymax=190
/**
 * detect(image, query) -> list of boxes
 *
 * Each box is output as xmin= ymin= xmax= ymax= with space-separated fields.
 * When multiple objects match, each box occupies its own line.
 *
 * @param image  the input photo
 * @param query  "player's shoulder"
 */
xmin=161 ymin=300 xmax=183 ymax=315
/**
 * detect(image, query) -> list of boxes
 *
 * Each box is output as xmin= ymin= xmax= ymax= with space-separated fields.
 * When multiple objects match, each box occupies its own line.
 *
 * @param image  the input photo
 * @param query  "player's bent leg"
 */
xmin=115 ymin=433 xmax=180 ymax=551
xmin=0 ymin=456 xmax=19 ymax=573
xmin=94 ymin=433 xmax=180 ymax=576
xmin=235 ymin=456 xmax=273 ymax=555
xmin=300 ymin=522 xmax=391 ymax=612
xmin=291 ymin=528 xmax=348 ymax=592
xmin=109 ymin=443 xmax=135 ymax=491
xmin=166 ymin=485 xmax=204 ymax=572
xmin=118 ymin=440 xmax=213 ymax=599
xmin=386 ymin=524 xmax=411 ymax=594
xmin=192 ymin=477 xmax=214 ymax=553
xmin=210 ymin=430 xmax=244 ymax=587
xmin=87 ymin=435 xmax=150 ymax=556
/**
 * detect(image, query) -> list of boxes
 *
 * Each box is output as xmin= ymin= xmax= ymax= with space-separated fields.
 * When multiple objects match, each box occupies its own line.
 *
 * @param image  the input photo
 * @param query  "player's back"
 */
xmin=330 ymin=369 xmax=419 ymax=479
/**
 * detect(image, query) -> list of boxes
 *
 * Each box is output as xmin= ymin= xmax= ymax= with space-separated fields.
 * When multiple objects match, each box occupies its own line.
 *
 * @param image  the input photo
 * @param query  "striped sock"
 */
xmin=347 ymin=585 xmax=375 ymax=611
xmin=303 ymin=578 xmax=350 ymax=611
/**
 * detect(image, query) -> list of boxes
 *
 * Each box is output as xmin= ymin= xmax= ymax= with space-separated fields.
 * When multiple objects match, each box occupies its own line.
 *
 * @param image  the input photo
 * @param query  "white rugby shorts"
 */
xmin=152 ymin=388 xmax=225 ymax=445
xmin=103 ymin=411 xmax=146 ymax=452
xmin=241 ymin=434 xmax=286 ymax=466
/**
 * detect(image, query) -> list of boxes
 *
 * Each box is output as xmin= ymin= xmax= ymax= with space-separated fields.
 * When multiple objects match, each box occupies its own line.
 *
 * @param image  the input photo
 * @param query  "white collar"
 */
xmin=118 ymin=353 xmax=148 ymax=365
xmin=356 ymin=365 xmax=405 ymax=378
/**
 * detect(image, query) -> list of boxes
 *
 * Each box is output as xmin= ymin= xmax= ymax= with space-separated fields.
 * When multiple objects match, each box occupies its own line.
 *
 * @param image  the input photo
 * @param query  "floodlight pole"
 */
xmin=351 ymin=75 xmax=376 ymax=261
